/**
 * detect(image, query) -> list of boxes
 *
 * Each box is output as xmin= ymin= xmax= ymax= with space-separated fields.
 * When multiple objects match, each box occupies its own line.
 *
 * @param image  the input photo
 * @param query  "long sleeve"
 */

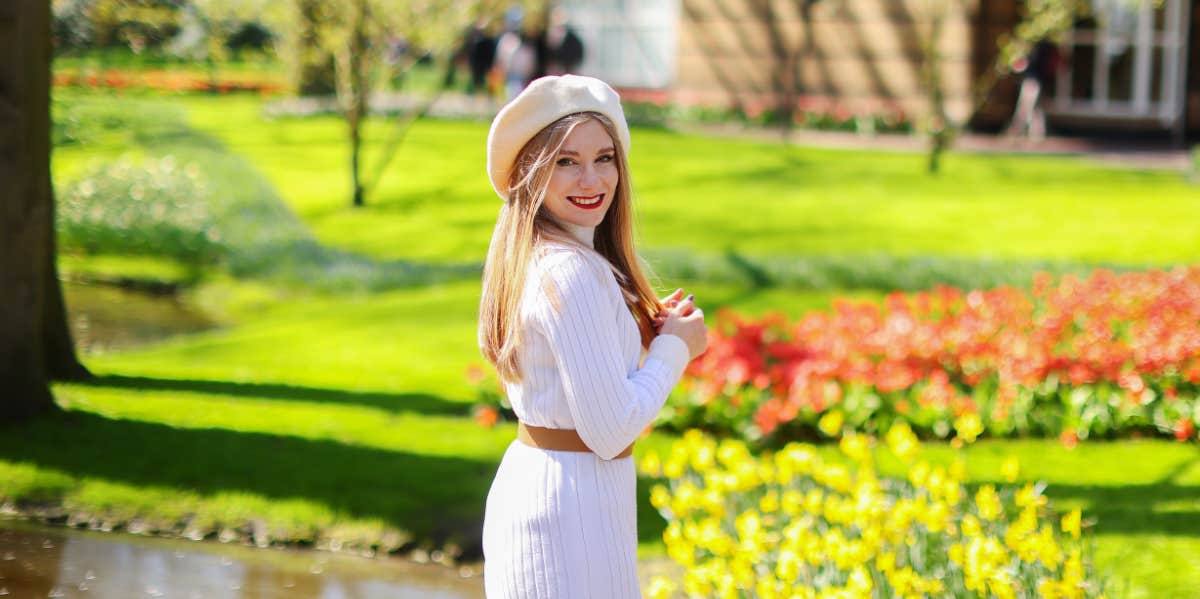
xmin=530 ymin=250 xmax=691 ymax=460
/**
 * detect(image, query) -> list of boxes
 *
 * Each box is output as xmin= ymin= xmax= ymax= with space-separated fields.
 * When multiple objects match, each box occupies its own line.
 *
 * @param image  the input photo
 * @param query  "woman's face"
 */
xmin=542 ymin=118 xmax=619 ymax=229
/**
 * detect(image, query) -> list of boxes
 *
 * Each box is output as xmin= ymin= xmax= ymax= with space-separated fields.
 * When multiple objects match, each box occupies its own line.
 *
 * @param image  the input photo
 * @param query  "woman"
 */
xmin=478 ymin=75 xmax=708 ymax=598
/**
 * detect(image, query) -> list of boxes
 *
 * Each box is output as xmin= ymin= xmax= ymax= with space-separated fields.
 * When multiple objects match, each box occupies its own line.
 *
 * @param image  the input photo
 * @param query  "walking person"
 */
xmin=493 ymin=12 xmax=538 ymax=101
xmin=1006 ymin=39 xmax=1060 ymax=143
xmin=478 ymin=75 xmax=708 ymax=598
xmin=540 ymin=7 xmax=585 ymax=76
xmin=465 ymin=19 xmax=497 ymax=96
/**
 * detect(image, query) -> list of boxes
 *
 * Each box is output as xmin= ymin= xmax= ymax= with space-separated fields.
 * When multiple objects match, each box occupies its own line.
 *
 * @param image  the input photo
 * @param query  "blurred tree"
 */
xmin=747 ymin=0 xmax=822 ymax=141
xmin=2 ymin=0 xmax=91 ymax=424
xmin=287 ymin=0 xmax=337 ymax=95
xmin=917 ymin=0 xmax=954 ymax=174
xmin=170 ymin=0 xmax=282 ymax=88
xmin=224 ymin=21 xmax=273 ymax=58
xmin=61 ymin=0 xmax=184 ymax=53
xmin=51 ymin=0 xmax=95 ymax=50
xmin=269 ymin=0 xmax=544 ymax=207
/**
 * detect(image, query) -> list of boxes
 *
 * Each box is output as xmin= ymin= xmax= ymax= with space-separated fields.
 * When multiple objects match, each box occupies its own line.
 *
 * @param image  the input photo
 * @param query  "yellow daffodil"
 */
xmin=962 ymin=514 xmax=983 ymax=537
xmin=650 ymin=484 xmax=670 ymax=510
xmin=645 ymin=576 xmax=676 ymax=599
xmin=976 ymin=484 xmax=1004 ymax=521
xmin=908 ymin=461 xmax=930 ymax=487
xmin=782 ymin=489 xmax=804 ymax=516
xmin=848 ymin=565 xmax=873 ymax=594
xmin=645 ymin=430 xmax=1101 ymax=599
xmin=839 ymin=432 xmax=872 ymax=464
xmin=954 ymin=413 xmax=984 ymax=444
xmin=1017 ymin=483 xmax=1049 ymax=510
xmin=1001 ymin=455 xmax=1021 ymax=482
xmin=691 ymin=443 xmax=716 ymax=473
xmin=818 ymin=410 xmax=844 ymax=437
xmin=885 ymin=422 xmax=920 ymax=462
xmin=761 ymin=490 xmax=781 ymax=513
xmin=639 ymin=450 xmax=662 ymax=477
xmin=1062 ymin=507 xmax=1082 ymax=538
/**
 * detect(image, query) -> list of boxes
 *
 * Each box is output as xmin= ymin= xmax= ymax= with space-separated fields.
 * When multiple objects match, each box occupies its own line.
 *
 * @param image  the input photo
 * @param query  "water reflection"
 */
xmin=62 ymin=281 xmax=217 ymax=354
xmin=0 ymin=521 xmax=482 ymax=598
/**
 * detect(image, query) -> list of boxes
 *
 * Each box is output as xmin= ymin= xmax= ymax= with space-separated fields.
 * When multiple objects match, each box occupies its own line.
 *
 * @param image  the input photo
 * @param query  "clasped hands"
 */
xmin=652 ymin=288 xmax=708 ymax=360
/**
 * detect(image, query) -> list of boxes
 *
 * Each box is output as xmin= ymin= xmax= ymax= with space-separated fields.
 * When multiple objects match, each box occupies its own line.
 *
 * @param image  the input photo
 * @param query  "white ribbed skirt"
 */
xmin=482 ymin=440 xmax=641 ymax=598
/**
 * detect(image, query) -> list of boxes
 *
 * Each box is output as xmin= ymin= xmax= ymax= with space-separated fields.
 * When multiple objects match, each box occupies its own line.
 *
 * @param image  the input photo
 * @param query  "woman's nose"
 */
xmin=579 ymin=165 xmax=600 ymax=188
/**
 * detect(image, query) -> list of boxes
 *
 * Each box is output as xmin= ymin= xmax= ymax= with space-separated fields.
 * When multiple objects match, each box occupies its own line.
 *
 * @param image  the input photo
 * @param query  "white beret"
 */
xmin=486 ymin=74 xmax=631 ymax=201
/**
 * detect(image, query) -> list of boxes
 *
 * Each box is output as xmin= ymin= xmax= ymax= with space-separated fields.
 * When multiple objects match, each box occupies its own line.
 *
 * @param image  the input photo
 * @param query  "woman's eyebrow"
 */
xmin=558 ymin=147 xmax=616 ymax=156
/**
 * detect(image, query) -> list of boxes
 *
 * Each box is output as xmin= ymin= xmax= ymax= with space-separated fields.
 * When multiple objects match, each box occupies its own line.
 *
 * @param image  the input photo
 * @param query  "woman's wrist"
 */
xmin=648 ymin=333 xmax=691 ymax=373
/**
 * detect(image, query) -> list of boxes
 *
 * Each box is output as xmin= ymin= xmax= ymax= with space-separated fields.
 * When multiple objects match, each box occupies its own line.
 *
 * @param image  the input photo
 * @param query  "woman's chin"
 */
xmin=563 ymin=212 xmax=607 ymax=229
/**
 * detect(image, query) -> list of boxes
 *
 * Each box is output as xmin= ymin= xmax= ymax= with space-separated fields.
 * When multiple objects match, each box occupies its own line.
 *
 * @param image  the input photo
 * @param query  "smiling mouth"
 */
xmin=568 ymin=193 xmax=605 ymax=210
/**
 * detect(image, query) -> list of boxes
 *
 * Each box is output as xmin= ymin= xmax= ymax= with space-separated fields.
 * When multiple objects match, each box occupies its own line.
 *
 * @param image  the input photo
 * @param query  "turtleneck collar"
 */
xmin=559 ymin=221 xmax=596 ymax=249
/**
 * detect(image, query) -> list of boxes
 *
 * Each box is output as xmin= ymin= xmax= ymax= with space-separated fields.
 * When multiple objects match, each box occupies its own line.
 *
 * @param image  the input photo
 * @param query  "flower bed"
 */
xmin=53 ymin=69 xmax=283 ymax=95
xmin=660 ymin=267 xmax=1200 ymax=446
xmin=640 ymin=427 xmax=1106 ymax=598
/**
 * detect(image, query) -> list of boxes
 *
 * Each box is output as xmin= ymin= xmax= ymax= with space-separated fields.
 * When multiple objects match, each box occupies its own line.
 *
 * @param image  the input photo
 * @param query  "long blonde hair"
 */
xmin=479 ymin=112 xmax=661 ymax=383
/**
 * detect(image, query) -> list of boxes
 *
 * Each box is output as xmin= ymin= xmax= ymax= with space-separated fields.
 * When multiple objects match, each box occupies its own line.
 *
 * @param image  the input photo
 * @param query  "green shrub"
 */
xmin=644 ymin=248 xmax=1138 ymax=293
xmin=58 ymin=155 xmax=225 ymax=264
xmin=52 ymin=92 xmax=189 ymax=147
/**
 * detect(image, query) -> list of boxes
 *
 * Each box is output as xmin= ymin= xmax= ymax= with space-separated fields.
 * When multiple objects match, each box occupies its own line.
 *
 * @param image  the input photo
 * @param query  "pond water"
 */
xmin=62 ymin=281 xmax=216 ymax=353
xmin=36 ymin=283 xmax=490 ymax=596
xmin=0 ymin=520 xmax=484 ymax=599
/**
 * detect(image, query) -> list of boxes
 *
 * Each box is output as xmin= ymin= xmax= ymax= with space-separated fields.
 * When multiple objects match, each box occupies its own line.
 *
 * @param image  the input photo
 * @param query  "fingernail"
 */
xmin=686 ymin=294 xmax=694 ymax=301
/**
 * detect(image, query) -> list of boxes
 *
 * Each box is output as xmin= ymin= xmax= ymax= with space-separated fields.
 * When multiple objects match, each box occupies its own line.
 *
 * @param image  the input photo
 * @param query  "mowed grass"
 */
xmin=178 ymin=94 xmax=1198 ymax=267
xmin=3 ymin=89 xmax=1196 ymax=596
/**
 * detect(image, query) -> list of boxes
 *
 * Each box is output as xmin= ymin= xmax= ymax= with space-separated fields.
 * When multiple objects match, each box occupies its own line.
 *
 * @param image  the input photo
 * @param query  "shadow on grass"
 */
xmin=965 ymin=460 xmax=1200 ymax=539
xmin=65 ymin=93 xmax=484 ymax=292
xmin=636 ymin=475 xmax=668 ymax=548
xmin=646 ymin=245 xmax=1156 ymax=294
xmin=0 ymin=409 xmax=495 ymax=555
xmin=80 ymin=374 xmax=471 ymax=417
xmin=1006 ymin=444 xmax=1200 ymax=539
xmin=1045 ymin=483 xmax=1200 ymax=536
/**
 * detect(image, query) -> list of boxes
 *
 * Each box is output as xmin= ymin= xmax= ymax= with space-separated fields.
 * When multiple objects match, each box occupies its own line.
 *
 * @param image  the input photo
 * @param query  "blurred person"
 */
xmin=539 ymin=7 xmax=584 ymax=76
xmin=478 ymin=75 xmax=708 ymax=598
xmin=1006 ymin=40 xmax=1061 ymax=142
xmin=493 ymin=30 xmax=537 ymax=101
xmin=465 ymin=19 xmax=497 ymax=95
xmin=493 ymin=8 xmax=538 ymax=101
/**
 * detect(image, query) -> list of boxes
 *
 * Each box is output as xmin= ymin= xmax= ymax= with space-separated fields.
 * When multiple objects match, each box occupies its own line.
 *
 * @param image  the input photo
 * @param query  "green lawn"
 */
xmin=2 ymin=88 xmax=1196 ymax=597
xmin=177 ymin=94 xmax=1198 ymax=267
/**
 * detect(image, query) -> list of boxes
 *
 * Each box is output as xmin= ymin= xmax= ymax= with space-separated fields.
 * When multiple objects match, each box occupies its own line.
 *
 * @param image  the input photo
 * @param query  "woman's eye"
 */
xmin=556 ymin=158 xmax=575 ymax=167
xmin=597 ymin=155 xmax=614 ymax=163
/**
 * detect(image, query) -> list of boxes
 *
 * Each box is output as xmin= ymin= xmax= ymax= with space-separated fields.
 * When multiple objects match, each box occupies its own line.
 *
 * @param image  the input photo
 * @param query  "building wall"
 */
xmin=668 ymin=0 xmax=1198 ymax=136
xmin=671 ymin=0 xmax=979 ymax=124
xmin=970 ymin=0 xmax=1021 ymax=129
xmin=1188 ymin=0 xmax=1200 ymax=132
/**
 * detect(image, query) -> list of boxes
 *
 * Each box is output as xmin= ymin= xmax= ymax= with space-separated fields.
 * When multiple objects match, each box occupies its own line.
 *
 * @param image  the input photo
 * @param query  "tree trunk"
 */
xmin=0 ymin=0 xmax=58 ymax=421
xmin=921 ymin=2 xmax=950 ymax=175
xmin=294 ymin=0 xmax=337 ymax=96
xmin=348 ymin=0 xmax=368 ymax=208
xmin=751 ymin=0 xmax=796 ymax=140
xmin=350 ymin=110 xmax=364 ymax=207
xmin=44 ymin=224 xmax=90 ymax=381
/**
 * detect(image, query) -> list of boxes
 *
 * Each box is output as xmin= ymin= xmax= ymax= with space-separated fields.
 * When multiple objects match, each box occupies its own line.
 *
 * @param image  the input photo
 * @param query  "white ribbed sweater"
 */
xmin=482 ymin=225 xmax=691 ymax=599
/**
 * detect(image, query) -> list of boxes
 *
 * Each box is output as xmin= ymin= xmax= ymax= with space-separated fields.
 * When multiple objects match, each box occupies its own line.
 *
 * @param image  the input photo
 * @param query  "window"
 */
xmin=1052 ymin=0 xmax=1191 ymax=126
xmin=559 ymin=0 xmax=680 ymax=88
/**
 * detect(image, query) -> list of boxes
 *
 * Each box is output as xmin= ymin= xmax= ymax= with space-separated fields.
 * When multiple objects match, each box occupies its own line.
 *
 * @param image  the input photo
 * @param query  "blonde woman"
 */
xmin=478 ymin=75 xmax=708 ymax=598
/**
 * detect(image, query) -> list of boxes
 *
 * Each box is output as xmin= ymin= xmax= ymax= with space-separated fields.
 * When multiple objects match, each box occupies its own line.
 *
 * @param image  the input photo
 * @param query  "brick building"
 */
xmin=561 ymin=0 xmax=1198 ymax=140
